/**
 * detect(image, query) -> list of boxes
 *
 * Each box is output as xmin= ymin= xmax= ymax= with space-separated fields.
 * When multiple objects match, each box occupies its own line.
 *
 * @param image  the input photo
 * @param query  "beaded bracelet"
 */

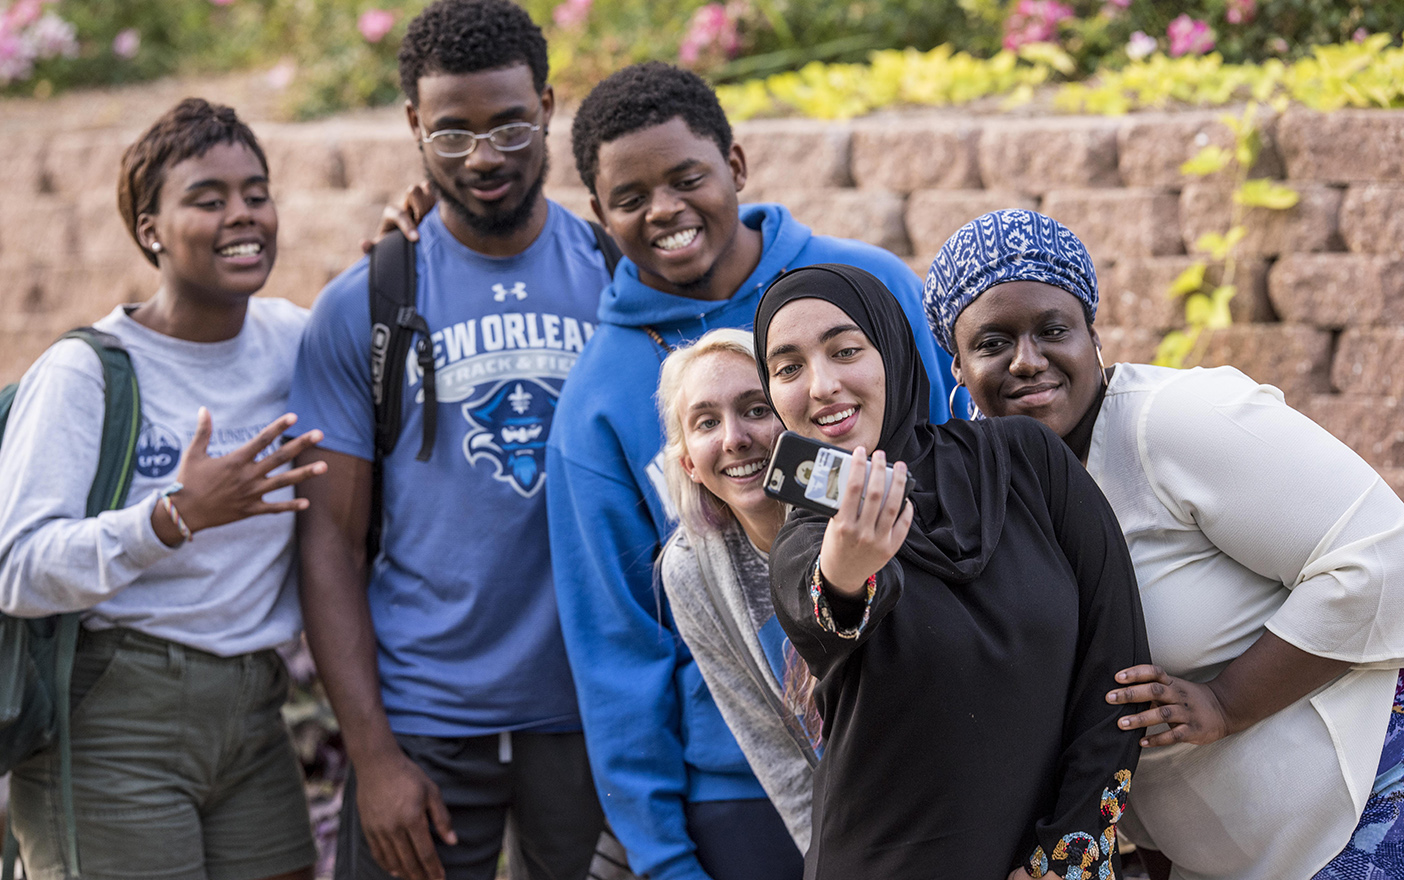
xmin=809 ymin=559 xmax=876 ymax=639
xmin=158 ymin=482 xmax=193 ymax=544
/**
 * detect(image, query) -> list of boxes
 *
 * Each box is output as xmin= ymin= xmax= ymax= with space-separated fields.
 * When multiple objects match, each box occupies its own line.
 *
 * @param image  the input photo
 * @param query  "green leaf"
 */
xmin=1235 ymin=179 xmax=1300 ymax=210
xmin=1180 ymin=146 xmax=1232 ymax=177
xmin=1236 ymin=128 xmax=1261 ymax=169
xmin=1207 ymin=285 xmax=1236 ymax=329
xmin=1184 ymin=293 xmax=1213 ymax=325
xmin=1193 ymin=232 xmax=1228 ymax=260
xmin=1154 ymin=331 xmax=1195 ymax=369
xmin=1168 ymin=263 xmax=1207 ymax=298
xmin=1017 ymin=42 xmax=1076 ymax=76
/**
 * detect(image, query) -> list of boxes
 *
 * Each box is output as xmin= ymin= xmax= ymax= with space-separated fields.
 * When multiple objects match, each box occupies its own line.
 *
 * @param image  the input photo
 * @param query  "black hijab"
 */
xmin=754 ymin=264 xmax=1009 ymax=582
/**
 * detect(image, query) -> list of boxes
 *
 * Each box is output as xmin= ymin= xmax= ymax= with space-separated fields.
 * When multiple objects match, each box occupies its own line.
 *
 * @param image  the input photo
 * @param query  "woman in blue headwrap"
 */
xmin=924 ymin=209 xmax=1404 ymax=880
xmin=755 ymin=263 xmax=1150 ymax=880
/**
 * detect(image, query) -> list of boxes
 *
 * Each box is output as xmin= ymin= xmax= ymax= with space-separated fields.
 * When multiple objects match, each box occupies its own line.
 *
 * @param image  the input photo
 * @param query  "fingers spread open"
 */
xmin=257 ymin=429 xmax=323 ymax=476
xmin=239 ymin=413 xmax=298 ymax=463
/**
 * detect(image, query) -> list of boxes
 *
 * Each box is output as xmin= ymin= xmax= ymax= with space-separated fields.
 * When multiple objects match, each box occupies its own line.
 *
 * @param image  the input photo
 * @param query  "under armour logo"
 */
xmin=493 ymin=282 xmax=527 ymax=301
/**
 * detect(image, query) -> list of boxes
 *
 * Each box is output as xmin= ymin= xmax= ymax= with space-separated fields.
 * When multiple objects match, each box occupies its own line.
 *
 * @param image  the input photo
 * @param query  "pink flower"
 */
xmin=552 ymin=0 xmax=591 ymax=29
xmin=1166 ymin=14 xmax=1214 ymax=57
xmin=1354 ymin=27 xmax=1369 ymax=43
xmin=22 ymin=12 xmax=76 ymax=59
xmin=0 ymin=30 xmax=34 ymax=84
xmin=679 ymin=3 xmax=740 ymax=67
xmin=357 ymin=8 xmax=395 ymax=43
xmin=1002 ymin=0 xmax=1074 ymax=51
xmin=1225 ymin=0 xmax=1255 ymax=25
xmin=112 ymin=27 xmax=139 ymax=59
xmin=1126 ymin=30 xmax=1157 ymax=60
xmin=265 ymin=60 xmax=295 ymax=89
xmin=3 ymin=0 xmax=45 ymax=30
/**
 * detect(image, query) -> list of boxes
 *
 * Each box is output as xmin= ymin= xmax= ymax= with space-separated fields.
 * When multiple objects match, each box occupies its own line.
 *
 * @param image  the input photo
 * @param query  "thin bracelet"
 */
xmin=158 ymin=482 xmax=193 ymax=544
xmin=809 ymin=558 xmax=875 ymax=638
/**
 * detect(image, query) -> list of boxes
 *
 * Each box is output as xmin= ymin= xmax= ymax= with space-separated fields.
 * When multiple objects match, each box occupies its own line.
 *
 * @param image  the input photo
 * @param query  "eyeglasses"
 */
xmin=419 ymin=122 xmax=541 ymax=158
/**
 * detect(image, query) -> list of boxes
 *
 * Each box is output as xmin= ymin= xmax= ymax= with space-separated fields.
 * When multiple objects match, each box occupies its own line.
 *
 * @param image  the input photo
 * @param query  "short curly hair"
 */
xmin=571 ymin=61 xmax=733 ymax=195
xmin=117 ymin=98 xmax=268 ymax=268
xmin=398 ymin=0 xmax=548 ymax=106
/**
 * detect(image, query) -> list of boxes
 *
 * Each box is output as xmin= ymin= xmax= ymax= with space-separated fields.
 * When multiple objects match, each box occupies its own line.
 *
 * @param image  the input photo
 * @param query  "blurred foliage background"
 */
xmin=1 ymin=0 xmax=1400 ymax=118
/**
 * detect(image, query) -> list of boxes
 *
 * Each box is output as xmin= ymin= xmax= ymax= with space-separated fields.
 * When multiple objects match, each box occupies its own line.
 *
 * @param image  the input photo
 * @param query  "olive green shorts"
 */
xmin=9 ymin=627 xmax=316 ymax=880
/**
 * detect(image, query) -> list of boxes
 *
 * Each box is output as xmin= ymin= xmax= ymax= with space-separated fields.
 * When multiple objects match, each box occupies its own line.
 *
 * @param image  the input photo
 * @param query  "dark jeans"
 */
xmin=336 ymin=731 xmax=604 ymax=880
xmin=685 ymin=798 xmax=804 ymax=880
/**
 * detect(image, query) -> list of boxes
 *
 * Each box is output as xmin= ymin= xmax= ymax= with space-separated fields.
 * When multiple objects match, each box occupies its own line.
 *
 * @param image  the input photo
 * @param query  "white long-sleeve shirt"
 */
xmin=0 ymin=300 xmax=307 ymax=656
xmin=1089 ymin=362 xmax=1404 ymax=880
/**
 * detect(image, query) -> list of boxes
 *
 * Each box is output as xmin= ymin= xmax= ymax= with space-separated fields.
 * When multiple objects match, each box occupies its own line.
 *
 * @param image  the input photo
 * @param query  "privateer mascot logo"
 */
xmin=461 ymin=378 xmax=558 ymax=497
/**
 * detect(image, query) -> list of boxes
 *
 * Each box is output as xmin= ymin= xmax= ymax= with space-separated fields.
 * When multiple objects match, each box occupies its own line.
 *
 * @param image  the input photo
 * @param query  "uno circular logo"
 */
xmin=136 ymin=422 xmax=183 ymax=478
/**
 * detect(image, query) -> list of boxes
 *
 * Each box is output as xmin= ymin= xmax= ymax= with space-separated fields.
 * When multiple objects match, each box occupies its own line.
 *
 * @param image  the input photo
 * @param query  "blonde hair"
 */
xmin=658 ymin=328 xmax=823 ymax=745
xmin=656 ymin=328 xmax=759 ymax=536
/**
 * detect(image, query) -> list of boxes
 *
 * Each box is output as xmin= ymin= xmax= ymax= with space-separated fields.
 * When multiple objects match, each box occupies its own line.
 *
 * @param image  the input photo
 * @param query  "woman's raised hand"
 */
xmin=1106 ymin=664 xmax=1231 ymax=748
xmin=817 ymin=447 xmax=913 ymax=597
xmin=164 ymin=409 xmax=326 ymax=538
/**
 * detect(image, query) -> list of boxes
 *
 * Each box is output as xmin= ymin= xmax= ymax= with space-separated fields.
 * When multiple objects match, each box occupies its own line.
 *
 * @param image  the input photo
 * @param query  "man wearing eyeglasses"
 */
xmin=285 ymin=2 xmax=613 ymax=879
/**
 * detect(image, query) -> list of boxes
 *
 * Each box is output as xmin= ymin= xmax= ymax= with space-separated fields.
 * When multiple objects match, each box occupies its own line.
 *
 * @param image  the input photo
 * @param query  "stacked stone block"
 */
xmin=3 ymin=103 xmax=1402 ymax=495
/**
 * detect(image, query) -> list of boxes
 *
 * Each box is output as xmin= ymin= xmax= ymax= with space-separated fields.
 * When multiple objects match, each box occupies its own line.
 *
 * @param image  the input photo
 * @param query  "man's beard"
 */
xmin=428 ymin=152 xmax=548 ymax=239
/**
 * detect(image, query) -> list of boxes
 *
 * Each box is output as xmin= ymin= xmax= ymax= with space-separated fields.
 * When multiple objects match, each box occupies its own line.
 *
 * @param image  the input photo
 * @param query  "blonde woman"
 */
xmin=656 ymin=329 xmax=818 ymax=873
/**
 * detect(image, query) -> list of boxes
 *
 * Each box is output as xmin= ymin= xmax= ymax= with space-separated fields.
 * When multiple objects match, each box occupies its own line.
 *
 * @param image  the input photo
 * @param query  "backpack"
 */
xmin=0 ymin=327 xmax=142 ymax=880
xmin=364 ymin=220 xmax=622 ymax=555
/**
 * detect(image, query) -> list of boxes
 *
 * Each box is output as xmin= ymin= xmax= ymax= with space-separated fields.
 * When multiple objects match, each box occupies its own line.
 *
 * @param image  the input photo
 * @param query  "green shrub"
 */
xmin=4 ymin=0 xmax=1404 ymax=118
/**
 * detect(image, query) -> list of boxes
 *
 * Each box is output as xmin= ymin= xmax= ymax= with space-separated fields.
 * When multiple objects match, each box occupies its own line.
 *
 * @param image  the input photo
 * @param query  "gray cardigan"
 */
xmin=660 ymin=522 xmax=817 ymax=850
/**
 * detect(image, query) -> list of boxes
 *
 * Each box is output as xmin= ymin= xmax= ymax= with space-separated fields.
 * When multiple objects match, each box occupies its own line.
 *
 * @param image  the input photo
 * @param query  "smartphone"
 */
xmin=763 ymin=430 xmax=912 ymax=517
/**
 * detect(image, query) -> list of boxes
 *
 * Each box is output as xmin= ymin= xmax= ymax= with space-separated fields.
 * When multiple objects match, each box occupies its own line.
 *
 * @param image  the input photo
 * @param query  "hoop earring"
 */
xmin=949 ymin=383 xmax=983 ymax=420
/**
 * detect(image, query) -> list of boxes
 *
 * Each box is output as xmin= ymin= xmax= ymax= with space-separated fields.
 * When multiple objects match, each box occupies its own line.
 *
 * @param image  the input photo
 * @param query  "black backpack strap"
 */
xmin=367 ymin=232 xmax=434 ymax=559
xmin=588 ymin=220 xmax=623 ymax=277
xmin=369 ymin=230 xmax=436 ymax=463
xmin=369 ymin=230 xmax=421 ymax=459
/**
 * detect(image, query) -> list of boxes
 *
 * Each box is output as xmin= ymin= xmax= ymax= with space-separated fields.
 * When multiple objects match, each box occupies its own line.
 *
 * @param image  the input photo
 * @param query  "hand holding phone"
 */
xmin=817 ymin=446 xmax=914 ymax=598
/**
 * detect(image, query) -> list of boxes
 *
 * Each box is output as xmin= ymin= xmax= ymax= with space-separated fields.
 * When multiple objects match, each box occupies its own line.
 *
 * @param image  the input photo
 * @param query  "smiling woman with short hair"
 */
xmin=0 ymin=97 xmax=324 ymax=880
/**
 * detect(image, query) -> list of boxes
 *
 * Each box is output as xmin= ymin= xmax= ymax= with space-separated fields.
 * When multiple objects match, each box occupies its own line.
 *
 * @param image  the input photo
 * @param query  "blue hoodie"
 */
xmin=546 ymin=204 xmax=960 ymax=880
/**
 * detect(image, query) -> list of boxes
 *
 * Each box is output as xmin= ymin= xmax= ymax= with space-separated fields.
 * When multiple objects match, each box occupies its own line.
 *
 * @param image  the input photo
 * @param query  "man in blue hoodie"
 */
xmin=547 ymin=62 xmax=964 ymax=880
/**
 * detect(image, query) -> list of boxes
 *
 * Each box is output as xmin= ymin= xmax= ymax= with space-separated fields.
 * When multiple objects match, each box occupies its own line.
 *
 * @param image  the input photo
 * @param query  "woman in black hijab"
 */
xmin=754 ymin=264 xmax=1149 ymax=880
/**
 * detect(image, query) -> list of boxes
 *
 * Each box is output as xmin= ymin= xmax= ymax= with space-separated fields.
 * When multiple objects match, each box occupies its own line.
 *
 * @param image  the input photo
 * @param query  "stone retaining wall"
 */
xmin=2 ymin=104 xmax=1401 ymax=493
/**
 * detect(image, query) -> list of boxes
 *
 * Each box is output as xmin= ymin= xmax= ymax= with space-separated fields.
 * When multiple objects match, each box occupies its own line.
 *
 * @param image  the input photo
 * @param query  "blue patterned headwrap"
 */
xmin=923 ymin=209 xmax=1098 ymax=354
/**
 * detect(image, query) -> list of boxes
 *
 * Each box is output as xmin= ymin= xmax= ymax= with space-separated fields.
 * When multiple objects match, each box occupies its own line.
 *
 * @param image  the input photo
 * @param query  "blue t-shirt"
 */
xmin=288 ymin=203 xmax=611 ymax=736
